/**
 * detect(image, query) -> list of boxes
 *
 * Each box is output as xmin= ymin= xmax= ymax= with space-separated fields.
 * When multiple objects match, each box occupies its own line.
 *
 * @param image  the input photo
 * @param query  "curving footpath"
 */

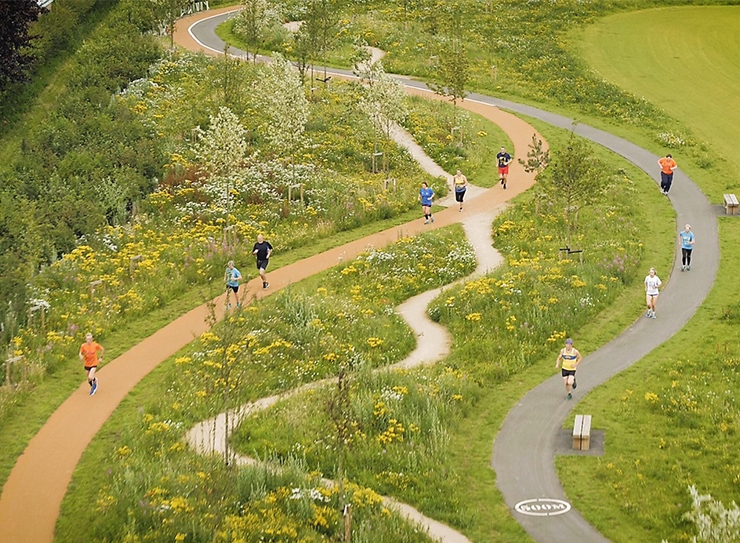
xmin=183 ymin=7 xmax=721 ymax=543
xmin=0 ymin=8 xmax=540 ymax=543
xmin=186 ymin=212 xmax=504 ymax=543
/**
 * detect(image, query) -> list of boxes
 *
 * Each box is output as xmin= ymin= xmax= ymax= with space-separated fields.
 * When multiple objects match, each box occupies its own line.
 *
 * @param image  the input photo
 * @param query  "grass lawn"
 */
xmin=576 ymin=5 xmax=740 ymax=195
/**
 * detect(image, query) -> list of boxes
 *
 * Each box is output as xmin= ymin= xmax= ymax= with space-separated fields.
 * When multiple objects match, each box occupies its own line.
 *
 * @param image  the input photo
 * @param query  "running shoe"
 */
xmin=646 ymin=310 xmax=652 ymax=318
xmin=572 ymin=380 xmax=577 ymax=390
xmin=263 ymin=282 xmax=269 ymax=289
xmin=567 ymin=393 xmax=572 ymax=400
xmin=651 ymin=313 xmax=657 ymax=319
xmin=90 ymin=380 xmax=98 ymax=396
xmin=424 ymin=219 xmax=429 ymax=224
xmin=431 ymin=216 xmax=435 ymax=223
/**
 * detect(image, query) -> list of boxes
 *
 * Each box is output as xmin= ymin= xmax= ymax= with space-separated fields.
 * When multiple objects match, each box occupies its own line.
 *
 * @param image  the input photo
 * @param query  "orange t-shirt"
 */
xmin=80 ymin=342 xmax=103 ymax=367
xmin=659 ymin=157 xmax=677 ymax=174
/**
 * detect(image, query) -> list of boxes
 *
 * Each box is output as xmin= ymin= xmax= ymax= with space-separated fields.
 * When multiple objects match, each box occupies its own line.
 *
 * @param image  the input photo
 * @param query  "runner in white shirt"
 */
xmin=644 ymin=267 xmax=662 ymax=319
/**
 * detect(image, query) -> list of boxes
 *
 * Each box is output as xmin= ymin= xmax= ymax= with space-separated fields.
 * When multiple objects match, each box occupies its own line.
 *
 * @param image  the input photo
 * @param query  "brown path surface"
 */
xmin=0 ymin=8 xmax=541 ymax=543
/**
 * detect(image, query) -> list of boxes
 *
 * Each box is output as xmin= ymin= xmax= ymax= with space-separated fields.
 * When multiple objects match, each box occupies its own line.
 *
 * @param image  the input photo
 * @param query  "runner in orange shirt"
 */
xmin=658 ymin=153 xmax=677 ymax=195
xmin=79 ymin=333 xmax=104 ymax=396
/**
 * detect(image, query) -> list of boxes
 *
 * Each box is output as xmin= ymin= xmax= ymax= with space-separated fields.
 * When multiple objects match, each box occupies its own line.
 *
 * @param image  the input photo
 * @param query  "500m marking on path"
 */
xmin=514 ymin=498 xmax=571 ymax=517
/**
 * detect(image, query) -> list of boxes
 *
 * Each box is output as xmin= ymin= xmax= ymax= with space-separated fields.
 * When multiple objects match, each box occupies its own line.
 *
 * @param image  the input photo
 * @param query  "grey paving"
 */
xmin=190 ymin=14 xmax=720 ymax=543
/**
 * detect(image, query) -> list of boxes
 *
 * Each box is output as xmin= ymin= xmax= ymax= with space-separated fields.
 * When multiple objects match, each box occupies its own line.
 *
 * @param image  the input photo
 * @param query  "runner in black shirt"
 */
xmin=252 ymin=234 xmax=273 ymax=289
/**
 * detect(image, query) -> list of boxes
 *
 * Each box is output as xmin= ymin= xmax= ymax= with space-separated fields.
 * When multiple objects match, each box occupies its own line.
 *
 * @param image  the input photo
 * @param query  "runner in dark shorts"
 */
xmin=252 ymin=234 xmax=273 ymax=289
xmin=496 ymin=146 xmax=512 ymax=189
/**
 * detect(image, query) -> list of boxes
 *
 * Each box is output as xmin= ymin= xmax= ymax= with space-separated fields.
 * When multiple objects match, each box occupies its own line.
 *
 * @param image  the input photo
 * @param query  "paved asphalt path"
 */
xmin=128 ymin=10 xmax=720 ymax=543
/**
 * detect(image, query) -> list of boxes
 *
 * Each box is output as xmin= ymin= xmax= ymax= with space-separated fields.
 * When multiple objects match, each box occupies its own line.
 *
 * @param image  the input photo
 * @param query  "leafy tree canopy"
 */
xmin=0 ymin=0 xmax=45 ymax=92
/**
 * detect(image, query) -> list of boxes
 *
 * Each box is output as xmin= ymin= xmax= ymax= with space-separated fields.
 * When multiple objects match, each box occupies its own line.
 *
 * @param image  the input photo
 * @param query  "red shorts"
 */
xmin=498 ymin=165 xmax=509 ymax=175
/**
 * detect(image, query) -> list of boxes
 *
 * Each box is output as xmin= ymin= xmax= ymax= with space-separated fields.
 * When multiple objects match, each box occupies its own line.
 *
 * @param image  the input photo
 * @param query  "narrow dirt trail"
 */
xmin=185 ymin=211 xmax=505 ymax=543
xmin=0 ymin=9 xmax=541 ymax=543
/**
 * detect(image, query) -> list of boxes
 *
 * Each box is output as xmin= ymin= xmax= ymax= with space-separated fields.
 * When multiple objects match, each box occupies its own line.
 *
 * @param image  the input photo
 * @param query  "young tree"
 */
xmin=0 ymin=0 xmax=44 ymax=92
xmin=327 ymin=351 xmax=362 ymax=542
xmin=429 ymin=9 xmax=469 ymax=126
xmin=193 ymin=106 xmax=249 ymax=177
xmin=680 ymin=485 xmax=740 ymax=543
xmin=233 ymin=0 xmax=282 ymax=63
xmin=255 ymin=54 xmax=309 ymax=177
xmin=519 ymin=133 xmax=550 ymax=175
xmin=193 ymin=107 xmax=250 ymax=222
xmin=295 ymin=0 xmax=340 ymax=82
xmin=539 ymin=131 xmax=606 ymax=250
xmin=356 ymin=60 xmax=408 ymax=175
xmin=151 ymin=0 xmax=192 ymax=48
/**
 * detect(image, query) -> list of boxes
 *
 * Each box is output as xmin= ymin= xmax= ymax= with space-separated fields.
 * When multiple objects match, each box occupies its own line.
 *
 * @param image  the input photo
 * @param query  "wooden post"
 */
xmin=28 ymin=304 xmax=47 ymax=331
xmin=129 ymin=255 xmax=143 ymax=276
xmin=451 ymin=126 xmax=462 ymax=145
xmin=223 ymin=225 xmax=235 ymax=244
xmin=5 ymin=355 xmax=23 ymax=387
xmin=343 ymin=504 xmax=352 ymax=542
xmin=89 ymin=280 xmax=103 ymax=302
xmin=372 ymin=152 xmax=383 ymax=174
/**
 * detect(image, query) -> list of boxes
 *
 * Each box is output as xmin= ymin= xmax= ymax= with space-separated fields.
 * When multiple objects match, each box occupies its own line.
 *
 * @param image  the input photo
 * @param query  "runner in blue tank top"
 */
xmin=418 ymin=181 xmax=435 ymax=224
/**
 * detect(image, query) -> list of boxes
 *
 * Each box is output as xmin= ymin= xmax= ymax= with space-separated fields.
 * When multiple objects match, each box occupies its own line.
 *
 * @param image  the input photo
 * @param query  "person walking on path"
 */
xmin=644 ymin=267 xmax=662 ymax=318
xmin=497 ymin=146 xmax=512 ymax=189
xmin=453 ymin=169 xmax=468 ymax=211
xmin=419 ymin=181 xmax=435 ymax=224
xmin=679 ymin=224 xmax=695 ymax=271
xmin=658 ymin=153 xmax=677 ymax=194
xmin=79 ymin=333 xmax=103 ymax=396
xmin=253 ymin=234 xmax=273 ymax=289
xmin=555 ymin=338 xmax=581 ymax=400
xmin=224 ymin=260 xmax=242 ymax=308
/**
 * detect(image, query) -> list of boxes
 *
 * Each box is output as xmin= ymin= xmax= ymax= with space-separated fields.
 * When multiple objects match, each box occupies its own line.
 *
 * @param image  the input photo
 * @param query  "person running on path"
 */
xmin=555 ymin=338 xmax=581 ymax=400
xmin=419 ymin=181 xmax=435 ymax=224
xmin=679 ymin=224 xmax=695 ymax=271
xmin=224 ymin=260 xmax=242 ymax=307
xmin=79 ymin=333 xmax=103 ymax=396
xmin=253 ymin=234 xmax=273 ymax=289
xmin=658 ymin=153 xmax=677 ymax=194
xmin=644 ymin=267 xmax=662 ymax=318
xmin=497 ymin=146 xmax=512 ymax=189
xmin=453 ymin=169 xmax=468 ymax=211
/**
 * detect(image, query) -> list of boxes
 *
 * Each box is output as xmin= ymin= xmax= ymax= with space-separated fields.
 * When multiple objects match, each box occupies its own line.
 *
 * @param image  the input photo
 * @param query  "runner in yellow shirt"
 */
xmin=555 ymin=338 xmax=582 ymax=400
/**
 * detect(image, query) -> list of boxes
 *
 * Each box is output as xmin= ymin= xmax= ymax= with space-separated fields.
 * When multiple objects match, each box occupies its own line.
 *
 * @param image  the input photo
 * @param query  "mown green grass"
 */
xmin=576 ymin=6 xmax=740 ymax=195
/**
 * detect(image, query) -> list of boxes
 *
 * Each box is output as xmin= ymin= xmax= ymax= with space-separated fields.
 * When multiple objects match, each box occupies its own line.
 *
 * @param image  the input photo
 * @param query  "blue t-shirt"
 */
xmin=679 ymin=230 xmax=694 ymax=250
xmin=226 ymin=267 xmax=242 ymax=287
xmin=419 ymin=187 xmax=434 ymax=206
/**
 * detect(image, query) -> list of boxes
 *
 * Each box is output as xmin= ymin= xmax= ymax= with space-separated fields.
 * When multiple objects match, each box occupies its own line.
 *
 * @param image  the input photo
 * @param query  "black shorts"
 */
xmin=561 ymin=369 xmax=576 ymax=378
xmin=455 ymin=188 xmax=466 ymax=202
xmin=84 ymin=366 xmax=97 ymax=372
xmin=227 ymin=284 xmax=239 ymax=293
xmin=257 ymin=259 xmax=269 ymax=271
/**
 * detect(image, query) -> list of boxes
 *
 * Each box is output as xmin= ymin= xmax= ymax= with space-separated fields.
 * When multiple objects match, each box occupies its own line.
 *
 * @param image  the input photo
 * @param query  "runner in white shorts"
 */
xmin=644 ymin=267 xmax=662 ymax=319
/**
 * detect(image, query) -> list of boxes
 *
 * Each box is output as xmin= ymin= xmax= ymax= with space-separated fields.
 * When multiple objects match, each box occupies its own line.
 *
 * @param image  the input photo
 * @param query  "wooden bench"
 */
xmin=572 ymin=414 xmax=592 ymax=451
xmin=724 ymin=194 xmax=739 ymax=215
